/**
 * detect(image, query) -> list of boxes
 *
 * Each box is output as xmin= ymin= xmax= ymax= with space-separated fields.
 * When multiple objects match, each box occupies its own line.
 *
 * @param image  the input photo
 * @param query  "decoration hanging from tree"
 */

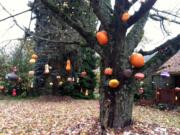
xmin=6 ymin=72 xmax=19 ymax=81
xmin=123 ymin=69 xmax=132 ymax=78
xmin=44 ymin=64 xmax=50 ymax=74
xmin=138 ymin=87 xmax=144 ymax=94
xmin=12 ymin=89 xmax=17 ymax=96
xmin=130 ymin=53 xmax=144 ymax=68
xmin=160 ymin=70 xmax=170 ymax=77
xmin=66 ymin=59 xmax=71 ymax=72
xmin=31 ymin=54 xmax=38 ymax=60
xmin=96 ymin=31 xmax=108 ymax=45
xmin=104 ymin=68 xmax=113 ymax=76
xmin=81 ymin=71 xmax=87 ymax=77
xmin=29 ymin=58 xmax=36 ymax=64
xmin=28 ymin=71 xmax=35 ymax=77
xmin=108 ymin=79 xmax=120 ymax=88
xmin=134 ymin=73 xmax=145 ymax=80
xmin=0 ymin=86 xmax=5 ymax=91
xmin=121 ymin=12 xmax=131 ymax=22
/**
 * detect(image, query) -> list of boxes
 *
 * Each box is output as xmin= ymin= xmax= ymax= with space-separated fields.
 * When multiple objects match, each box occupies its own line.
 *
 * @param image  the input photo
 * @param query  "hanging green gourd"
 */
xmin=96 ymin=31 xmax=108 ymax=45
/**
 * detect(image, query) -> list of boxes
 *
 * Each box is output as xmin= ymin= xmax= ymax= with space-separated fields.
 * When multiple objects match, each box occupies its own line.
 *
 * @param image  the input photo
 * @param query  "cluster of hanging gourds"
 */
xmin=28 ymin=54 xmax=38 ymax=88
xmin=29 ymin=56 xmax=90 ymax=96
xmin=95 ymin=0 xmax=146 ymax=89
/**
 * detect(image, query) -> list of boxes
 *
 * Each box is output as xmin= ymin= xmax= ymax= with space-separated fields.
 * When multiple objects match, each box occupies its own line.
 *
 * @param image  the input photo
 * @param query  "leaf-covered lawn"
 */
xmin=0 ymin=96 xmax=179 ymax=135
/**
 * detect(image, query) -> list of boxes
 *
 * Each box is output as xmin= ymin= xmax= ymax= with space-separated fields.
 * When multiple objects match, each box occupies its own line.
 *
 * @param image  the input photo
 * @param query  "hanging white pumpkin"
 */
xmin=49 ymin=82 xmax=53 ymax=86
xmin=44 ymin=64 xmax=50 ymax=74
xmin=28 ymin=71 xmax=35 ymax=77
xmin=56 ymin=76 xmax=61 ymax=79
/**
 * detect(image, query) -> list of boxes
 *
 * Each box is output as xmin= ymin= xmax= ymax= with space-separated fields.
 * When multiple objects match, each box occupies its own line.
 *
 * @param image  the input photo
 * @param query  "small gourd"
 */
xmin=104 ymin=68 xmax=113 ymax=75
xmin=108 ymin=79 xmax=120 ymax=88
xmin=29 ymin=58 xmax=36 ymax=64
xmin=44 ymin=64 xmax=50 ymax=74
xmin=96 ymin=31 xmax=108 ymax=45
xmin=85 ymin=90 xmax=89 ymax=96
xmin=121 ymin=12 xmax=130 ymax=22
xmin=31 ymin=54 xmax=38 ymax=59
xmin=28 ymin=71 xmax=35 ymax=77
xmin=130 ymin=53 xmax=144 ymax=68
xmin=81 ymin=71 xmax=87 ymax=77
xmin=66 ymin=59 xmax=71 ymax=72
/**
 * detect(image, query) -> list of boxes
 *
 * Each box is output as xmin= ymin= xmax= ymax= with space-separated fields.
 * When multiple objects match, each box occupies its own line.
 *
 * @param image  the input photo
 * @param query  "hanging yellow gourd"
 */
xmin=108 ymin=79 xmax=120 ymax=88
xmin=44 ymin=64 xmax=50 ymax=74
xmin=59 ymin=81 xmax=63 ymax=86
xmin=66 ymin=59 xmax=71 ymax=72
xmin=29 ymin=58 xmax=36 ymax=64
xmin=121 ymin=12 xmax=130 ymax=22
xmin=31 ymin=54 xmax=38 ymax=59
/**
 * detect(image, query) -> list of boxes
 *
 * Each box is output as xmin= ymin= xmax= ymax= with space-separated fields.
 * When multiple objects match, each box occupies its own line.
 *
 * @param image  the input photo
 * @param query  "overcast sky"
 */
xmin=0 ymin=0 xmax=180 ymax=52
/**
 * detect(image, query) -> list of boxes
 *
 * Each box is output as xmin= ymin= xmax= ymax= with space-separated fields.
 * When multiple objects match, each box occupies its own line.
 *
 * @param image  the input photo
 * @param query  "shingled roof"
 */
xmin=155 ymin=51 xmax=180 ymax=75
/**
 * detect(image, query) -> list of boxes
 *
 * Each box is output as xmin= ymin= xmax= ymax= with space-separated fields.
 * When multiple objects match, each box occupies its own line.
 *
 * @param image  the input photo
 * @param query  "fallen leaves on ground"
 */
xmin=0 ymin=96 xmax=179 ymax=135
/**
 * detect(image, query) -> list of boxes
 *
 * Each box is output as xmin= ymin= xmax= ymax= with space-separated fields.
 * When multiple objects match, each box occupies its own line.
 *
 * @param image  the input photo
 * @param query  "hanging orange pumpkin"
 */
xmin=31 ymin=54 xmax=38 ymax=59
xmin=121 ymin=12 xmax=130 ymax=22
xmin=66 ymin=59 xmax=71 ymax=72
xmin=130 ymin=53 xmax=144 ymax=68
xmin=96 ymin=31 xmax=108 ymax=45
xmin=109 ymin=79 xmax=120 ymax=88
xmin=29 ymin=58 xmax=36 ymax=64
xmin=104 ymin=68 xmax=113 ymax=75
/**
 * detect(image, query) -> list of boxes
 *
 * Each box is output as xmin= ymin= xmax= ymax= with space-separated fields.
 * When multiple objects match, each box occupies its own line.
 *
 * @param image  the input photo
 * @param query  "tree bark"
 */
xmin=99 ymin=32 xmax=134 ymax=134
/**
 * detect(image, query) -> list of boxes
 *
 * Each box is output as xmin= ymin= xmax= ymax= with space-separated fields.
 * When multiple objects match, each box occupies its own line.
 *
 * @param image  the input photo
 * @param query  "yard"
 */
xmin=0 ymin=96 xmax=179 ymax=135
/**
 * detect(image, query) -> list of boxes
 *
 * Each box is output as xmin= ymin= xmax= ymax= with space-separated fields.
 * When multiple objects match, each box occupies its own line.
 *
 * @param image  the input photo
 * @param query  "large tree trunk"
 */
xmin=100 ymin=32 xmax=134 ymax=134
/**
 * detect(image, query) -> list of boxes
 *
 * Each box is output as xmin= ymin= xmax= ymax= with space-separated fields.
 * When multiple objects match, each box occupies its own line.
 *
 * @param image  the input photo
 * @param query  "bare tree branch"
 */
xmin=150 ymin=14 xmax=180 ymax=24
xmin=40 ymin=0 xmax=104 ymax=56
xmin=126 ymin=0 xmax=157 ymax=28
xmin=132 ymin=34 xmax=180 ymax=76
xmin=126 ymin=13 xmax=149 ymax=56
xmin=152 ymin=7 xmax=180 ymax=19
xmin=90 ymin=0 xmax=112 ymax=30
xmin=139 ymin=34 xmax=180 ymax=55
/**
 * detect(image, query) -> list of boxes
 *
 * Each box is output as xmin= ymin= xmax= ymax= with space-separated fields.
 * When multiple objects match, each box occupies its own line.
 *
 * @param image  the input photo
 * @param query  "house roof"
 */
xmin=155 ymin=51 xmax=180 ymax=75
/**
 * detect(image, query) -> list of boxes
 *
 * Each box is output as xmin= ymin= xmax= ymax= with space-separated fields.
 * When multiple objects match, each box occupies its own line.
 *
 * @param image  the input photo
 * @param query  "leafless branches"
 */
xmin=139 ymin=34 xmax=180 ymax=55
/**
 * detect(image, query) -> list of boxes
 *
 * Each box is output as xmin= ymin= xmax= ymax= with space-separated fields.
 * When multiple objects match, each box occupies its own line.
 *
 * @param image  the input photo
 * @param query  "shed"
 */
xmin=152 ymin=51 xmax=180 ymax=105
